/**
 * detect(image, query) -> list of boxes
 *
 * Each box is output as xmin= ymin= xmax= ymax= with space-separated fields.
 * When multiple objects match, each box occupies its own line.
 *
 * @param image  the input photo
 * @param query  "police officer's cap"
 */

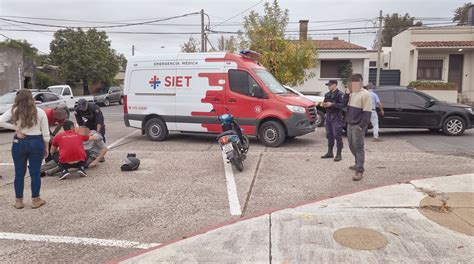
xmin=77 ymin=99 xmax=88 ymax=111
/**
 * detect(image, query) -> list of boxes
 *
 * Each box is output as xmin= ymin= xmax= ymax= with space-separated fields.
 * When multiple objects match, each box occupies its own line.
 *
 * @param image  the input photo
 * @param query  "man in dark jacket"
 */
xmin=321 ymin=80 xmax=348 ymax=162
xmin=346 ymin=74 xmax=372 ymax=181
xmin=74 ymin=99 xmax=106 ymax=142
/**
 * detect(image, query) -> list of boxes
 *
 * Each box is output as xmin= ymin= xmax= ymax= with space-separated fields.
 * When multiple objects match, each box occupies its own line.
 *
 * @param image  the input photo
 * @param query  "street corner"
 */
xmin=118 ymin=173 xmax=474 ymax=263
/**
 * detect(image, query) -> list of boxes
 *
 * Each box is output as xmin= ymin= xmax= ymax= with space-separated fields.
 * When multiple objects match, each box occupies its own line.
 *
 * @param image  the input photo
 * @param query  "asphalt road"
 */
xmin=0 ymin=104 xmax=473 ymax=263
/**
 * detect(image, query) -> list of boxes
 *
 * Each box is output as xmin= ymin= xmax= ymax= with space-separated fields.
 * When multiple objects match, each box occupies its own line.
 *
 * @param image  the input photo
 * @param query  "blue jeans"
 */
xmin=12 ymin=135 xmax=45 ymax=198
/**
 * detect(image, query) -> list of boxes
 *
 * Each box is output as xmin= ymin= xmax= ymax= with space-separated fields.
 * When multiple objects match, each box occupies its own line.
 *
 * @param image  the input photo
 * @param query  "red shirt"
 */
xmin=52 ymin=130 xmax=90 ymax=163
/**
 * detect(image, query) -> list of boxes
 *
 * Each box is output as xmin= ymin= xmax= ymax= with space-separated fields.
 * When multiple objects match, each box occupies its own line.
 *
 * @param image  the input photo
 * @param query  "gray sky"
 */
xmin=0 ymin=0 xmax=467 ymax=57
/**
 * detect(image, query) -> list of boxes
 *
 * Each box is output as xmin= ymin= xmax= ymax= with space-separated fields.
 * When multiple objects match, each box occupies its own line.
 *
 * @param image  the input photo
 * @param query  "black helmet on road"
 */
xmin=121 ymin=153 xmax=140 ymax=171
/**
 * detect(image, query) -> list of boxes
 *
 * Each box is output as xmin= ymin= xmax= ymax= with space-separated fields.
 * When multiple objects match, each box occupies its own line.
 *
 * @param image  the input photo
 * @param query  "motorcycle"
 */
xmin=216 ymin=113 xmax=249 ymax=172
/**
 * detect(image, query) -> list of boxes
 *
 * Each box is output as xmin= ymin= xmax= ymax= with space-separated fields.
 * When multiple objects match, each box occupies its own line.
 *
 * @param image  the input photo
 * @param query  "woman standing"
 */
xmin=0 ymin=89 xmax=50 ymax=209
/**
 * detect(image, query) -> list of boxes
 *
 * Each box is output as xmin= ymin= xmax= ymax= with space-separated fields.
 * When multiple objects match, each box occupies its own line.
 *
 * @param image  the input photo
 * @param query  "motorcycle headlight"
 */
xmin=466 ymin=108 xmax=473 ymax=115
xmin=286 ymin=105 xmax=306 ymax=114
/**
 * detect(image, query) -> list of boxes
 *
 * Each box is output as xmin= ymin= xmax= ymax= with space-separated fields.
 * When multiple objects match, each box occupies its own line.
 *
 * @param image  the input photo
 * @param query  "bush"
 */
xmin=409 ymin=80 xmax=457 ymax=91
xmin=35 ymin=72 xmax=57 ymax=89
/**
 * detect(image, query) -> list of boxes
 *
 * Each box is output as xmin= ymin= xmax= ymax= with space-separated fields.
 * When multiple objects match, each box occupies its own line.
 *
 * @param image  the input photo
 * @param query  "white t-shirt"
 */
xmin=0 ymin=107 xmax=50 ymax=142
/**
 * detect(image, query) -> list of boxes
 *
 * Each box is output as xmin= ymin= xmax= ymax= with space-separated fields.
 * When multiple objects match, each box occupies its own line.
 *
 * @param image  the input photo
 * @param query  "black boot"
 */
xmin=334 ymin=148 xmax=342 ymax=162
xmin=321 ymin=146 xmax=334 ymax=159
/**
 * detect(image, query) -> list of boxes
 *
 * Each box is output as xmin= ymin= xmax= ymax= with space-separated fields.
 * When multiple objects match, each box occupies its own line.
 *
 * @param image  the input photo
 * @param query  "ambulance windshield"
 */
xmin=253 ymin=69 xmax=288 ymax=94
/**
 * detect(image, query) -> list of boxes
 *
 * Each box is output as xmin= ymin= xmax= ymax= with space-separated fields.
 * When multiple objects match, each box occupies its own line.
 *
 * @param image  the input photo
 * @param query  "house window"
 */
xmin=320 ymin=60 xmax=350 ymax=78
xmin=369 ymin=61 xmax=377 ymax=67
xmin=417 ymin=60 xmax=443 ymax=80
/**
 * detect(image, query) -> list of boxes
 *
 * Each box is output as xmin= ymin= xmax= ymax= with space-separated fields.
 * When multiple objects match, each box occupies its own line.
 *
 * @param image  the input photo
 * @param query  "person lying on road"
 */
xmin=84 ymin=130 xmax=108 ymax=168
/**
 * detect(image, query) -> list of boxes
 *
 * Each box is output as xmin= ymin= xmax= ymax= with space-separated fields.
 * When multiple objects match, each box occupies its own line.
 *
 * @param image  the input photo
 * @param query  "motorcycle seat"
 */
xmin=217 ymin=130 xmax=237 ymax=138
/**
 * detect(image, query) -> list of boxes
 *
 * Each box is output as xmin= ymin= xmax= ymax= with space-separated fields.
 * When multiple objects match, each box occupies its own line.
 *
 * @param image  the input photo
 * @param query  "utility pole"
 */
xmin=18 ymin=63 xmax=22 ymax=90
xmin=132 ymin=45 xmax=135 ymax=56
xmin=201 ymin=9 xmax=206 ymax=52
xmin=348 ymin=30 xmax=351 ymax=43
xmin=376 ymin=10 xmax=383 ymax=87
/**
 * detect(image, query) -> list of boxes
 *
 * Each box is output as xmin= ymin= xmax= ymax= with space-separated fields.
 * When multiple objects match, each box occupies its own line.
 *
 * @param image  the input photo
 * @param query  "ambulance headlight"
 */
xmin=286 ymin=105 xmax=306 ymax=114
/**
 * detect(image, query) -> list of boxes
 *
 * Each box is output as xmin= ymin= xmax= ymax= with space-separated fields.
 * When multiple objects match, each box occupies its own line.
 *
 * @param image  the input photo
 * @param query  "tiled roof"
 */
xmin=311 ymin=40 xmax=367 ymax=50
xmin=411 ymin=41 xmax=474 ymax=47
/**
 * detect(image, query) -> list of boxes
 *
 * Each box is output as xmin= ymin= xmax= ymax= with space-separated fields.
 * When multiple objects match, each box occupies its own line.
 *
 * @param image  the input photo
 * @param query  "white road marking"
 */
xmin=222 ymin=152 xmax=242 ymax=216
xmin=0 ymin=232 xmax=161 ymax=249
xmin=0 ymin=163 xmax=14 ymax=166
xmin=108 ymin=130 xmax=140 ymax=149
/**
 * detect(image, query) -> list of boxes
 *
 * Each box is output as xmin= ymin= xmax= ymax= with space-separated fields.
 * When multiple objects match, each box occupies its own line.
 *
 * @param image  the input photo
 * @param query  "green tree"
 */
xmin=181 ymin=36 xmax=200 ymax=53
xmin=243 ymin=0 xmax=317 ymax=86
xmin=49 ymin=28 xmax=121 ymax=95
xmin=380 ymin=13 xmax=422 ymax=47
xmin=0 ymin=39 xmax=38 ymax=59
xmin=338 ymin=62 xmax=353 ymax=87
xmin=217 ymin=32 xmax=245 ymax=53
xmin=453 ymin=2 xmax=472 ymax=24
xmin=35 ymin=71 xmax=57 ymax=89
xmin=117 ymin=53 xmax=127 ymax=71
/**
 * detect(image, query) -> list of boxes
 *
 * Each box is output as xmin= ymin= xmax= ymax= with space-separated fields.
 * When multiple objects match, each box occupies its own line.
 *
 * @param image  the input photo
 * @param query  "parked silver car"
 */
xmin=0 ymin=91 xmax=67 ymax=129
xmin=93 ymin=86 xmax=123 ymax=107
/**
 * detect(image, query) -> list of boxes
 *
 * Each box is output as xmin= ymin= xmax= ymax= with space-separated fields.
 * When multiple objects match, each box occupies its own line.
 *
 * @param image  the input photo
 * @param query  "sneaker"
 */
xmin=353 ymin=171 xmax=363 ymax=181
xmin=78 ymin=167 xmax=88 ymax=177
xmin=59 ymin=170 xmax=71 ymax=180
xmin=349 ymin=165 xmax=357 ymax=171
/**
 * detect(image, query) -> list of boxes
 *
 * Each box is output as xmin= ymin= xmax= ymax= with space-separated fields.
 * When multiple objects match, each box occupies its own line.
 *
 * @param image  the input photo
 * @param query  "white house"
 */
xmin=390 ymin=25 xmax=474 ymax=103
xmin=296 ymin=38 xmax=370 ymax=95
xmin=294 ymin=20 xmax=371 ymax=95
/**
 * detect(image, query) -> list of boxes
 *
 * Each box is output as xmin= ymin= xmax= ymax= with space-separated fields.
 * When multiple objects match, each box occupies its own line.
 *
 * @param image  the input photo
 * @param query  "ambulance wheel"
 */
xmin=259 ymin=121 xmax=286 ymax=147
xmin=145 ymin=118 xmax=168 ymax=141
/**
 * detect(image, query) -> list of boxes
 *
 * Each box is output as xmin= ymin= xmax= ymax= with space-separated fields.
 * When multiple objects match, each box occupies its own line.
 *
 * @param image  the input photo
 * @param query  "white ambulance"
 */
xmin=123 ymin=52 xmax=317 ymax=147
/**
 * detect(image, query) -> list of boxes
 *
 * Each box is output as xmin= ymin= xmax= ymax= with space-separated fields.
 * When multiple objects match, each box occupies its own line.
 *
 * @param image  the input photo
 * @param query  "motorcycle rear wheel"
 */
xmin=231 ymin=154 xmax=244 ymax=172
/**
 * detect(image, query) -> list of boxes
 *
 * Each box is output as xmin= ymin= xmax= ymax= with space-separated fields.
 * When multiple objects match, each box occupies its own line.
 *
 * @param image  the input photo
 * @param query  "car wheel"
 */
xmin=442 ymin=116 xmax=466 ymax=136
xmin=316 ymin=110 xmax=325 ymax=127
xmin=119 ymin=97 xmax=123 ymax=105
xmin=145 ymin=117 xmax=168 ymax=141
xmin=104 ymin=98 xmax=110 ymax=107
xmin=259 ymin=121 xmax=286 ymax=147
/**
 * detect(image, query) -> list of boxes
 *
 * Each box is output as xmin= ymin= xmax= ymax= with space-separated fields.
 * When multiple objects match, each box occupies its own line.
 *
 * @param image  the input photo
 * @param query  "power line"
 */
xmin=1 ymin=19 xmax=54 ymax=37
xmin=210 ymin=0 xmax=264 ymax=29
xmin=0 ymin=12 xmax=201 ymax=29
xmin=0 ymin=33 xmax=11 ymax=39
xmin=0 ymin=15 xmax=454 ymax=28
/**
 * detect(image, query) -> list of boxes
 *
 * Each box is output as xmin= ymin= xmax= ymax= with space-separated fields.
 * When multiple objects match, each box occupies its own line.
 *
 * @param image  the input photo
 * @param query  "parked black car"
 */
xmin=93 ymin=86 xmax=123 ymax=107
xmin=374 ymin=87 xmax=473 ymax=136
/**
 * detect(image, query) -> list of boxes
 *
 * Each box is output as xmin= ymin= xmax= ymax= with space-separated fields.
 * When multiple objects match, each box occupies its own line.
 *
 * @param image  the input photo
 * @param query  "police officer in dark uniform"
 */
xmin=321 ymin=80 xmax=348 ymax=162
xmin=75 ymin=99 xmax=106 ymax=142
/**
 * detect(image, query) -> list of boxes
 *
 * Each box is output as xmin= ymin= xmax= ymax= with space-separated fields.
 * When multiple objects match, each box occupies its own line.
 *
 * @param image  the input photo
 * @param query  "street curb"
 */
xmin=108 ymin=173 xmax=467 ymax=263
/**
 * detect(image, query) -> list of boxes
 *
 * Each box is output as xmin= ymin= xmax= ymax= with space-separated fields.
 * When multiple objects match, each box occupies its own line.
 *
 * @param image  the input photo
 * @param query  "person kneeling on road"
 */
xmin=84 ymin=130 xmax=108 ymax=168
xmin=40 ymin=129 xmax=107 ymax=177
xmin=51 ymin=120 xmax=100 ymax=180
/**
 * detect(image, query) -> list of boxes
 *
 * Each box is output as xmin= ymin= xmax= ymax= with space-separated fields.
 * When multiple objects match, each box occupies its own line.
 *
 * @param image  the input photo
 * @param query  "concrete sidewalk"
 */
xmin=113 ymin=174 xmax=474 ymax=263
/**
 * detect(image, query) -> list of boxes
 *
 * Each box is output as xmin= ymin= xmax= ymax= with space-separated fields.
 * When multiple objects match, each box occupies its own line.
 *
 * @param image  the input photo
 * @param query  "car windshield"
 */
xmin=94 ymin=87 xmax=109 ymax=94
xmin=0 ymin=93 xmax=16 ymax=104
xmin=48 ymin=87 xmax=63 ymax=95
xmin=253 ymin=69 xmax=288 ymax=94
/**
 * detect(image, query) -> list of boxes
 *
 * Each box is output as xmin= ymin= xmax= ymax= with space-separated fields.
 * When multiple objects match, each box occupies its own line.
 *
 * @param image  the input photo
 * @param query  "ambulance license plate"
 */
xmin=222 ymin=143 xmax=234 ymax=153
